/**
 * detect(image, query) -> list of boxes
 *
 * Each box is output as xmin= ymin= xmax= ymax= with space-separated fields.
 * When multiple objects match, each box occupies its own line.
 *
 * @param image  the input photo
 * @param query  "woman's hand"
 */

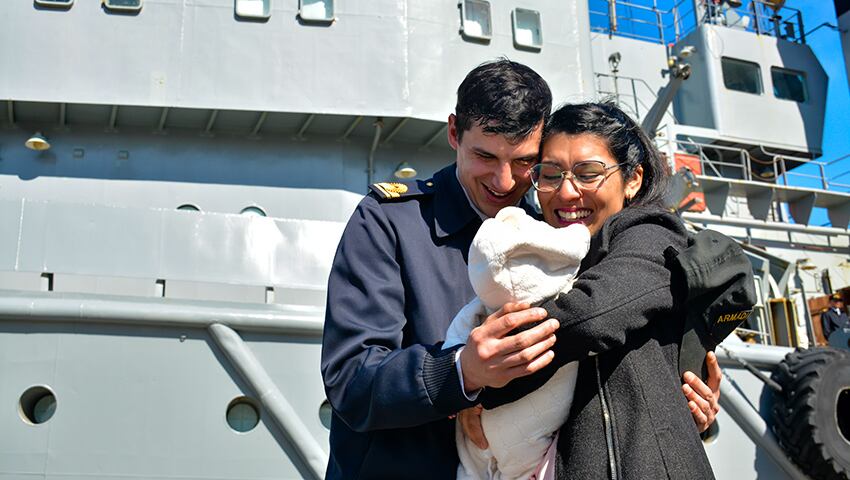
xmin=458 ymin=405 xmax=488 ymax=449
xmin=682 ymin=351 xmax=721 ymax=433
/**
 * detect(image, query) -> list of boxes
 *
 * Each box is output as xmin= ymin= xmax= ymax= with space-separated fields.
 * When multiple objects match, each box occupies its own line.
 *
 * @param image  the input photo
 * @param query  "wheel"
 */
xmin=771 ymin=347 xmax=850 ymax=480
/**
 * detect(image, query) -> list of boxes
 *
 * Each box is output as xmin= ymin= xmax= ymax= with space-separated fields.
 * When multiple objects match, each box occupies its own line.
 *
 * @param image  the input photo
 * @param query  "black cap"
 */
xmin=831 ymin=293 xmax=842 ymax=302
xmin=666 ymin=229 xmax=757 ymax=379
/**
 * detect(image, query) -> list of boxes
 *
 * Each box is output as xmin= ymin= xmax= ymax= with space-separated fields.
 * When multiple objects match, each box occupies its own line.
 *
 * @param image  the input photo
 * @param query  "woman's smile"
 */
xmin=537 ymin=133 xmax=642 ymax=235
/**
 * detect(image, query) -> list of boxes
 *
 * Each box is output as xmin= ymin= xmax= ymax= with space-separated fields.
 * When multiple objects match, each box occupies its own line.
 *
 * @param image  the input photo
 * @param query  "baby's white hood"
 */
xmin=468 ymin=207 xmax=590 ymax=310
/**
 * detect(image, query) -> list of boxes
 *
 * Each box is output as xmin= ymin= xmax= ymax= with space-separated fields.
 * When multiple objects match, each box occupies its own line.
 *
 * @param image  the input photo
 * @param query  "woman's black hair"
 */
xmin=543 ymin=102 xmax=669 ymax=208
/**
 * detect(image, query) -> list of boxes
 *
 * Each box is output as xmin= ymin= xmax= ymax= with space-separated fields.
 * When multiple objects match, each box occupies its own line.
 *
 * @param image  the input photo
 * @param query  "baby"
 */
xmin=444 ymin=206 xmax=590 ymax=480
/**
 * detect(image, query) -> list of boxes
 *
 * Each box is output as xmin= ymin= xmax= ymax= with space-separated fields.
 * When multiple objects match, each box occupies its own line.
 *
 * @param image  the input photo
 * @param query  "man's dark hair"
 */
xmin=455 ymin=59 xmax=552 ymax=143
xmin=543 ymin=102 xmax=669 ymax=208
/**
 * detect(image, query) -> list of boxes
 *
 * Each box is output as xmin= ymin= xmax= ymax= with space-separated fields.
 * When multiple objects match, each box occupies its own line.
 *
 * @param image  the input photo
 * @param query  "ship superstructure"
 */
xmin=1 ymin=1 xmax=848 ymax=479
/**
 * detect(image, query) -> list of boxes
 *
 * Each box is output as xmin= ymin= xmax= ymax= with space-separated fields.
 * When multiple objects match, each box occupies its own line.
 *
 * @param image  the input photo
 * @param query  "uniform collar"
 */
xmin=433 ymin=164 xmax=481 ymax=238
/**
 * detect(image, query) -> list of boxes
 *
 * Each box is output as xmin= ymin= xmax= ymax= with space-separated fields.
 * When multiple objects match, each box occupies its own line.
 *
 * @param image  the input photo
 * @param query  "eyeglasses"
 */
xmin=529 ymin=161 xmax=626 ymax=192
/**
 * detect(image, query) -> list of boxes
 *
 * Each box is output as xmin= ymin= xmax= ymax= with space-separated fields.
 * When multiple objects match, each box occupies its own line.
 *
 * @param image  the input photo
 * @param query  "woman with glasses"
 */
xmin=463 ymin=102 xmax=720 ymax=479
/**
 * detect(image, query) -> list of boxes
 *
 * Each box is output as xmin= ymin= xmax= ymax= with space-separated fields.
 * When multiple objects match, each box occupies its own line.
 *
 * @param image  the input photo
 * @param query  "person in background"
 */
xmin=822 ymin=293 xmax=849 ymax=342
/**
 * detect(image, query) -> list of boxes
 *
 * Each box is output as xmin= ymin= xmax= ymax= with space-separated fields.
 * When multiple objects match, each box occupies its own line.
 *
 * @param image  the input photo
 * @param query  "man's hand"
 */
xmin=458 ymin=405 xmax=488 ymax=449
xmin=460 ymin=302 xmax=558 ymax=392
xmin=682 ymin=351 xmax=721 ymax=433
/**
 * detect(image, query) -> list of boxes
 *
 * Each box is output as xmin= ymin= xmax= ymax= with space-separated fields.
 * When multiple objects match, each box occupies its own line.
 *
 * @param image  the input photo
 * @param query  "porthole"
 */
xmin=512 ymin=8 xmax=542 ymax=51
xmin=240 ymin=206 xmax=267 ymax=217
xmin=35 ymin=0 xmax=74 ymax=8
xmin=299 ymin=0 xmax=334 ymax=23
xmin=459 ymin=0 xmax=492 ymax=42
xmin=103 ymin=0 xmax=142 ymax=12
xmin=19 ymin=385 xmax=57 ymax=425
xmin=235 ymin=0 xmax=269 ymax=19
xmin=700 ymin=418 xmax=720 ymax=445
xmin=176 ymin=204 xmax=200 ymax=212
xmin=226 ymin=396 xmax=260 ymax=433
xmin=319 ymin=399 xmax=332 ymax=430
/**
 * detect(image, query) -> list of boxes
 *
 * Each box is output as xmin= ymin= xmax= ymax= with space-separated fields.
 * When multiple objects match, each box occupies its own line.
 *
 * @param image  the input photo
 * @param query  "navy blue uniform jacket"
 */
xmin=822 ymin=307 xmax=849 ymax=340
xmin=321 ymin=164 xmax=485 ymax=479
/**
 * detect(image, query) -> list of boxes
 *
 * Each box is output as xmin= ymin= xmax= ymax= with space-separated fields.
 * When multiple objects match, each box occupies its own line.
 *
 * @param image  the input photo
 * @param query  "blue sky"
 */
xmin=790 ymin=2 xmax=850 ymax=184
xmin=782 ymin=1 xmax=849 ymax=225
xmin=589 ymin=1 xmax=849 ymax=225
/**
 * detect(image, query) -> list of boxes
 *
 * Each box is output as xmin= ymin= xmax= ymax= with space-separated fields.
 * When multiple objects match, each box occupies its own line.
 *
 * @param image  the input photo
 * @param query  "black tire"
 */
xmin=771 ymin=347 xmax=850 ymax=480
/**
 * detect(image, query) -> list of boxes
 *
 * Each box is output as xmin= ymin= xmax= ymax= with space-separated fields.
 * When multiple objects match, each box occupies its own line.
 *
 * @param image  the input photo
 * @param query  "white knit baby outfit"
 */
xmin=444 ymin=206 xmax=590 ymax=480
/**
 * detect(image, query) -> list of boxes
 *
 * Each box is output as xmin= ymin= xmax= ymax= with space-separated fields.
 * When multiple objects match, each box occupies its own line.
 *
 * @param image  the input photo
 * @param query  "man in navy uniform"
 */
xmin=822 ymin=293 xmax=849 ymax=342
xmin=321 ymin=60 xmax=721 ymax=479
xmin=322 ymin=60 xmax=558 ymax=479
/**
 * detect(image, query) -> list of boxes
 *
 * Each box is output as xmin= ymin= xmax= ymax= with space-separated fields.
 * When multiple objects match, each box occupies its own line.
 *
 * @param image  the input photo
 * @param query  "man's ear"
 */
xmin=625 ymin=164 xmax=644 ymax=200
xmin=447 ymin=114 xmax=459 ymax=151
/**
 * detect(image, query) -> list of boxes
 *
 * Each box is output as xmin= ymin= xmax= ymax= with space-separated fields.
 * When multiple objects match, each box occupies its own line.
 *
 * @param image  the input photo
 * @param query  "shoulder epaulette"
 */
xmin=369 ymin=179 xmax=434 ymax=201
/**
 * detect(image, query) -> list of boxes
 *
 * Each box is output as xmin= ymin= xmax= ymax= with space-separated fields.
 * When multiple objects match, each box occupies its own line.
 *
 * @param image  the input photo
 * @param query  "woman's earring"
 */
xmin=624 ymin=195 xmax=633 ymax=207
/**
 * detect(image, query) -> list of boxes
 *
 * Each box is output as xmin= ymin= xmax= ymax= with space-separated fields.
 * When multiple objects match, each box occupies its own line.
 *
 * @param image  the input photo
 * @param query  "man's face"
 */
xmin=448 ymin=115 xmax=542 ymax=218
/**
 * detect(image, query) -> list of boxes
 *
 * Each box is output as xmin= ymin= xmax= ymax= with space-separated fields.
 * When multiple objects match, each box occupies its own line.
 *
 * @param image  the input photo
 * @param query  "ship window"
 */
xmin=512 ymin=8 xmax=542 ymax=50
xmin=299 ymin=0 xmax=334 ymax=23
xmin=459 ymin=0 xmax=492 ymax=41
xmin=177 ymin=204 xmax=201 ymax=212
xmin=319 ymin=400 xmax=332 ymax=429
xmin=226 ymin=397 xmax=260 ymax=433
xmin=721 ymin=57 xmax=762 ymax=95
xmin=35 ymin=0 xmax=74 ymax=8
xmin=235 ymin=0 xmax=270 ymax=19
xmin=19 ymin=386 xmax=57 ymax=425
xmin=240 ymin=206 xmax=266 ymax=217
xmin=103 ymin=0 xmax=142 ymax=12
xmin=771 ymin=67 xmax=807 ymax=103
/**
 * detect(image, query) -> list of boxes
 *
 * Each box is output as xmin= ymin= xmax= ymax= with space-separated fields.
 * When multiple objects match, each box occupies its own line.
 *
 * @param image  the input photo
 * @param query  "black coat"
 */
xmin=483 ymin=207 xmax=715 ymax=480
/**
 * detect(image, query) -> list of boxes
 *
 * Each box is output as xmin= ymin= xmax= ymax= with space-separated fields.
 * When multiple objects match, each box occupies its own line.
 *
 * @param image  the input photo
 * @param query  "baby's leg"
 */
xmin=455 ymin=420 xmax=496 ymax=480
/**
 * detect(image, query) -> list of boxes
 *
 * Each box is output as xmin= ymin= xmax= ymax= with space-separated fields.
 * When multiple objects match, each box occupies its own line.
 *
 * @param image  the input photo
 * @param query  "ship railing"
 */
xmin=595 ymin=72 xmax=679 ymax=125
xmin=698 ymin=0 xmax=807 ymax=44
xmin=589 ymin=0 xmax=672 ymax=44
xmin=663 ymin=137 xmax=754 ymax=181
xmin=589 ymin=0 xmax=807 ymax=46
xmin=664 ymin=138 xmax=845 ymax=193
xmin=755 ymin=146 xmax=850 ymax=192
xmin=589 ymin=0 xmax=691 ymax=45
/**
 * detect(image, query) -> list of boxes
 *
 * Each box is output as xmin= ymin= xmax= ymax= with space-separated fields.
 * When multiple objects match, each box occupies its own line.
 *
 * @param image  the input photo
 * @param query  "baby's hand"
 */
xmin=458 ymin=405 xmax=488 ymax=449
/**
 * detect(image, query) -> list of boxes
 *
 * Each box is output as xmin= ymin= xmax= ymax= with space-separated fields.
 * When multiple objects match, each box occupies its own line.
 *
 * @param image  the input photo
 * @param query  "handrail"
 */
xmin=661 ymin=136 xmax=840 ymax=191
xmin=590 ymin=0 xmax=808 ymax=45
xmin=594 ymin=72 xmax=679 ymax=123
xmin=661 ymin=138 xmax=850 ymax=190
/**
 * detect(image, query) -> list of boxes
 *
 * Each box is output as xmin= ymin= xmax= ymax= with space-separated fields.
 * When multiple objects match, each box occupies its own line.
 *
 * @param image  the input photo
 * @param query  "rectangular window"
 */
xmin=721 ymin=57 xmax=762 ymax=95
xmin=35 ymin=0 xmax=74 ymax=7
xmin=235 ymin=0 xmax=270 ymax=19
xmin=512 ymin=8 xmax=542 ymax=50
xmin=299 ymin=0 xmax=334 ymax=23
xmin=103 ymin=0 xmax=142 ymax=12
xmin=459 ymin=0 xmax=492 ymax=41
xmin=771 ymin=67 xmax=808 ymax=102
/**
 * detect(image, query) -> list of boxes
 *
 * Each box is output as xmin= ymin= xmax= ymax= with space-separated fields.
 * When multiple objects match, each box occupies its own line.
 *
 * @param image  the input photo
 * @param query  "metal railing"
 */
xmin=589 ymin=0 xmax=693 ymax=45
xmin=700 ymin=0 xmax=806 ymax=44
xmin=660 ymin=137 xmax=850 ymax=193
xmin=589 ymin=0 xmax=808 ymax=46
xmin=594 ymin=72 xmax=679 ymax=124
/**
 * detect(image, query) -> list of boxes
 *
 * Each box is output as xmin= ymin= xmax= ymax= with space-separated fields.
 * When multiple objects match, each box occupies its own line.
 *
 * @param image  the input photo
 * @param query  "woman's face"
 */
xmin=538 ymin=133 xmax=643 ymax=235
